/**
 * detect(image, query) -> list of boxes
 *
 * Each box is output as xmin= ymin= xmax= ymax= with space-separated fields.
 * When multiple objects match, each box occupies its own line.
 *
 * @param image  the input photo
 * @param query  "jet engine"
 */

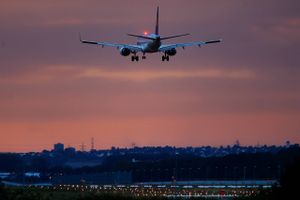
xmin=165 ymin=48 xmax=177 ymax=56
xmin=120 ymin=47 xmax=131 ymax=56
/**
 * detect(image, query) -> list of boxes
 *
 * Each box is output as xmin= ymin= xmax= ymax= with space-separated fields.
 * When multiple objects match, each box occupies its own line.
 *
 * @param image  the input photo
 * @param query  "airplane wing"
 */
xmin=159 ymin=39 xmax=222 ymax=52
xmin=80 ymin=35 xmax=143 ymax=52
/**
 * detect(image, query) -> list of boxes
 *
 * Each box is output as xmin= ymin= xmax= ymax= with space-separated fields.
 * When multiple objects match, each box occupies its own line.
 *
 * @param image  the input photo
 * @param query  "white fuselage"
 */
xmin=137 ymin=34 xmax=161 ymax=53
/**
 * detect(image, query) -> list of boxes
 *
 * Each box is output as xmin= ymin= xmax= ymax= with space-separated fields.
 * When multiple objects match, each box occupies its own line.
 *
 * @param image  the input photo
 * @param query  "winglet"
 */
xmin=79 ymin=32 xmax=83 ymax=42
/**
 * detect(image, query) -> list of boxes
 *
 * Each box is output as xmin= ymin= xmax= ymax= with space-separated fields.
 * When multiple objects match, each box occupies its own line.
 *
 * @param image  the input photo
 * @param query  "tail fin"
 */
xmin=155 ymin=6 xmax=159 ymax=35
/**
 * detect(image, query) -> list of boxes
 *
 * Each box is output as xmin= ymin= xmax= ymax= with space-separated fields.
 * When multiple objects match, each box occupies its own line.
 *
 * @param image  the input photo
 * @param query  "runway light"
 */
xmin=144 ymin=31 xmax=148 ymax=35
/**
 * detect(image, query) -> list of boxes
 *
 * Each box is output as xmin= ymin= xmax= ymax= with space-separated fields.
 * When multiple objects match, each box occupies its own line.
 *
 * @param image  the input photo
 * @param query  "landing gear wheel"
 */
xmin=131 ymin=55 xmax=139 ymax=62
xmin=162 ymin=56 xmax=165 ymax=61
xmin=142 ymin=55 xmax=146 ymax=59
xmin=166 ymin=56 xmax=169 ymax=61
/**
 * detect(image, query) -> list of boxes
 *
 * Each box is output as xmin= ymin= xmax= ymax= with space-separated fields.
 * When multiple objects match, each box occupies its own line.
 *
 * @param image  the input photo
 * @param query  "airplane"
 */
xmin=80 ymin=7 xmax=222 ymax=62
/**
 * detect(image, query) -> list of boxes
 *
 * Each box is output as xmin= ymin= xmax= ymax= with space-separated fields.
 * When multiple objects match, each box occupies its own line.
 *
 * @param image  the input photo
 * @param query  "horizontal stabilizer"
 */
xmin=127 ymin=34 xmax=155 ymax=40
xmin=160 ymin=33 xmax=190 ymax=40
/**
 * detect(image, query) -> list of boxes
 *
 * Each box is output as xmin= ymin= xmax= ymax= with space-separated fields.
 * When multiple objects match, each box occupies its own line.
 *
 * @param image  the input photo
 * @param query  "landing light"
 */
xmin=144 ymin=31 xmax=148 ymax=35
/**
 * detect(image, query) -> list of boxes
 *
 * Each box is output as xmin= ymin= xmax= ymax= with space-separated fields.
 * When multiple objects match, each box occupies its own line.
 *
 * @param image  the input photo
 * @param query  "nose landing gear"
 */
xmin=162 ymin=55 xmax=169 ymax=62
xmin=131 ymin=55 xmax=139 ymax=62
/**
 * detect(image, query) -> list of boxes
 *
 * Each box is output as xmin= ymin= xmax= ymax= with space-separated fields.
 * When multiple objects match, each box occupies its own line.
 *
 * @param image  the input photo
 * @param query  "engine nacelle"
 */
xmin=165 ymin=48 xmax=177 ymax=56
xmin=119 ymin=47 xmax=131 ymax=56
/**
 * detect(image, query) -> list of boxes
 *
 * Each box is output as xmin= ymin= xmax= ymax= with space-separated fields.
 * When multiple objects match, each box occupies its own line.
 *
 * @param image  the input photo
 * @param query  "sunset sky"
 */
xmin=0 ymin=0 xmax=300 ymax=152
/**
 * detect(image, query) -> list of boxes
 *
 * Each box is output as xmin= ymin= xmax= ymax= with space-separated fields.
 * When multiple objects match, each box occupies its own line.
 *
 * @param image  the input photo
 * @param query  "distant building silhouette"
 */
xmin=53 ymin=143 xmax=64 ymax=152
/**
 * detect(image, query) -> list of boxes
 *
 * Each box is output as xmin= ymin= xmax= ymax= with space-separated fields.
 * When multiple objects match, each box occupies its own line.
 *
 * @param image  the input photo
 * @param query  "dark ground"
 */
xmin=1 ymin=157 xmax=299 ymax=200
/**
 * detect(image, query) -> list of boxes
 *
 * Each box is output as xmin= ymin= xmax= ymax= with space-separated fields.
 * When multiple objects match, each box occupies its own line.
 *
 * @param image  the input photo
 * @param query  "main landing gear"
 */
xmin=162 ymin=55 xmax=169 ymax=62
xmin=141 ymin=52 xmax=147 ymax=60
xmin=130 ymin=53 xmax=170 ymax=62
